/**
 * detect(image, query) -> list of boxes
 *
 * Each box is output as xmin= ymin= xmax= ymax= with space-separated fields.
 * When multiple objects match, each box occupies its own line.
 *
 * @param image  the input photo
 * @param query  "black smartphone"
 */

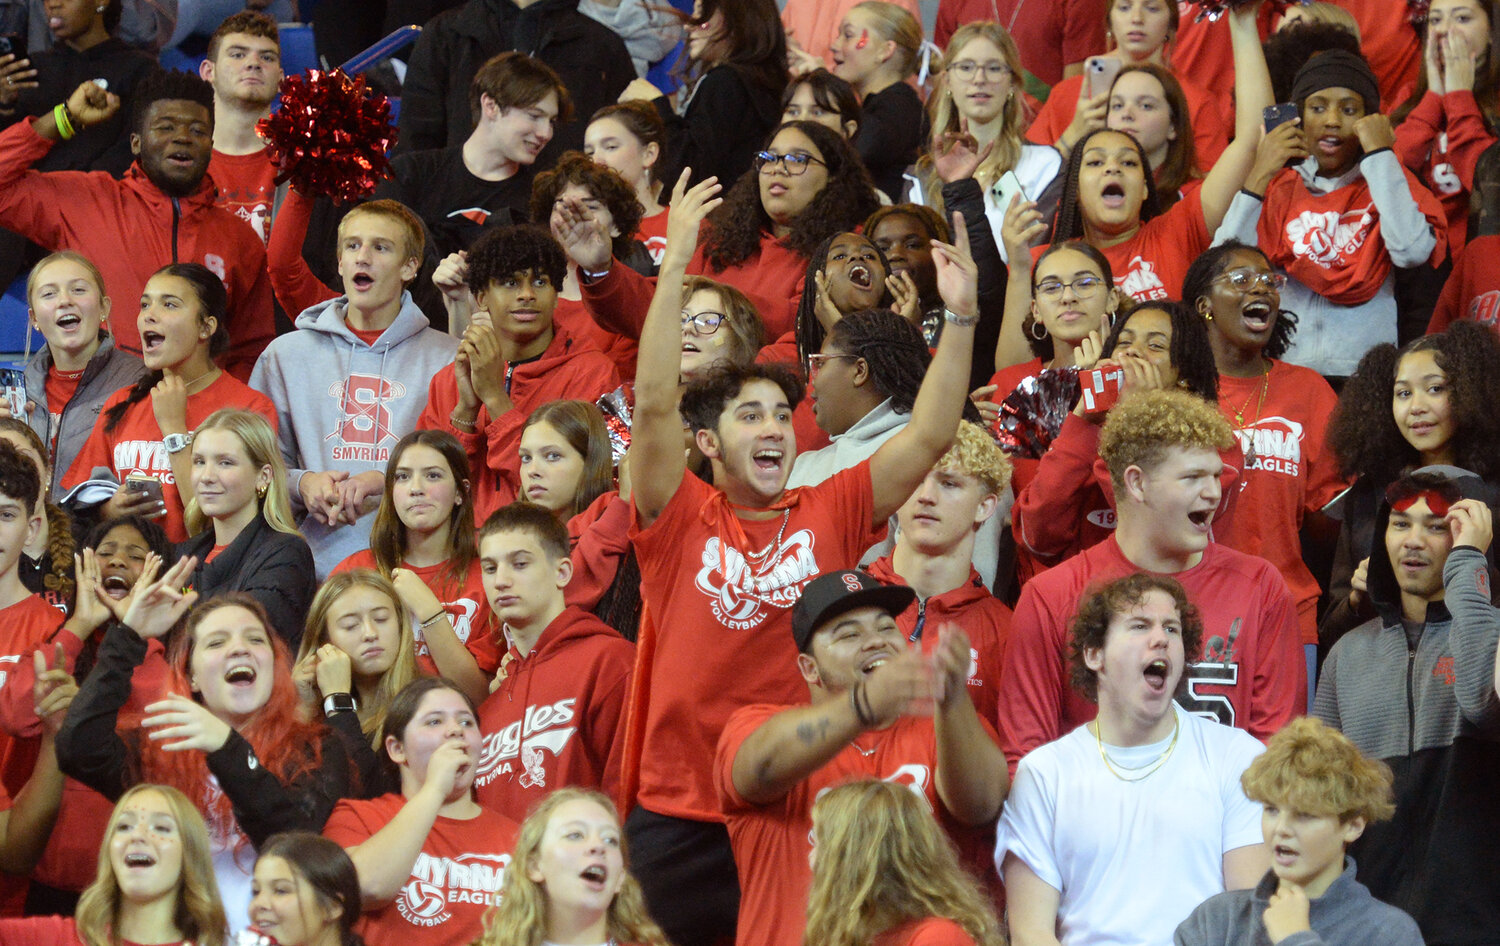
xmin=1263 ymin=103 xmax=1300 ymax=133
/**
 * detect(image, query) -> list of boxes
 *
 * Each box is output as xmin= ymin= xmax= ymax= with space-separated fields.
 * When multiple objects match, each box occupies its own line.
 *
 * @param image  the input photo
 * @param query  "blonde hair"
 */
xmin=850 ymin=1 xmax=922 ymax=77
xmin=1241 ymin=717 xmax=1396 ymax=823
xmin=298 ymin=568 xmax=418 ymax=750
xmin=1281 ymin=2 xmax=1361 ymax=39
xmin=27 ymin=250 xmax=107 ymax=309
xmin=474 ymin=788 xmax=671 ymax=946
xmin=74 ymin=784 xmax=226 ymax=946
xmin=1097 ymin=388 xmax=1233 ymax=491
xmin=183 ymin=409 xmax=298 ymax=537
xmin=915 ymin=22 xmax=1028 ymax=215
xmin=804 ymin=780 xmax=1002 ymax=946
xmin=935 ymin=421 xmax=1012 ymax=496
xmin=336 ymin=199 xmax=426 ymax=267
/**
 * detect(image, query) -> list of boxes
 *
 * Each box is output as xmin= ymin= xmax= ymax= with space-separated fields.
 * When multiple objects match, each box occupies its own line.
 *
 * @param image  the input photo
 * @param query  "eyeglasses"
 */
xmin=1035 ymin=275 xmax=1105 ymax=299
xmin=949 ymin=60 xmax=1009 ymax=81
xmin=807 ymin=352 xmax=859 ymax=376
xmin=681 ymin=310 xmax=726 ymax=334
xmin=1214 ymin=269 xmax=1288 ymax=293
xmin=754 ymin=150 xmax=826 ymax=175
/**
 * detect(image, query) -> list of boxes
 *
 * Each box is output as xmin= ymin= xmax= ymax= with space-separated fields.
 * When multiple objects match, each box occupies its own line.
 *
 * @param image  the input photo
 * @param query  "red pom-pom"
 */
xmin=257 ymin=69 xmax=397 ymax=203
xmin=1191 ymin=0 xmax=1308 ymax=23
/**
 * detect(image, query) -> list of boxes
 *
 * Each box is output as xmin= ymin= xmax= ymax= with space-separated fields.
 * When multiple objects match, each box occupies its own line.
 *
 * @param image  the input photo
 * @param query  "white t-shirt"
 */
xmin=995 ymin=705 xmax=1265 ymax=946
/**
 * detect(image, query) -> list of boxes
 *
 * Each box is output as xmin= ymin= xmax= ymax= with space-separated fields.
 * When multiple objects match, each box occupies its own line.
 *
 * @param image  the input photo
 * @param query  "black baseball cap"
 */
xmin=791 ymin=570 xmax=916 ymax=653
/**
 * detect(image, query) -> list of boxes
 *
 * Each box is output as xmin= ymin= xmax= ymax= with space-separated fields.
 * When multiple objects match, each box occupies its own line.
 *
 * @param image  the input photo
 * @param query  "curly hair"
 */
xmin=1110 ymin=64 xmax=1200 ymax=210
xmin=475 ymin=788 xmax=670 ymax=946
xmin=935 ymin=420 xmax=1012 ymax=495
xmin=1067 ymin=572 xmax=1204 ymax=703
xmin=131 ymin=69 xmax=215 ymax=136
xmin=1241 ymin=716 xmax=1396 ymax=823
xmin=529 ymin=151 xmax=644 ymax=261
xmin=1053 ymin=128 xmax=1163 ymax=244
xmin=702 ymin=121 xmax=879 ymax=271
xmin=298 ymin=569 xmax=417 ymax=752
xmin=1101 ymin=301 xmax=1220 ymax=403
xmin=1327 ymin=321 xmax=1500 ymax=482
xmin=804 ymin=780 xmax=1003 ymax=946
xmin=0 ymin=418 xmax=72 ymax=601
xmin=1097 ymin=387 xmax=1234 ymax=491
xmin=369 ymin=430 xmax=476 ymax=588
xmin=794 ymin=231 xmax=893 ymax=364
xmin=914 ymin=21 xmax=1031 ymax=214
xmin=679 ymin=363 xmax=806 ymax=434
xmin=1025 ymin=241 xmax=1120 ymax=362
xmin=465 ymin=225 xmax=568 ymax=297
xmin=0 ymin=438 xmax=39 ymax=516
xmin=103 ymin=263 xmax=230 ymax=434
xmin=74 ymin=784 xmax=226 ymax=946
xmin=1264 ymin=19 xmax=1364 ymax=104
xmin=1180 ymin=241 xmax=1299 ymax=361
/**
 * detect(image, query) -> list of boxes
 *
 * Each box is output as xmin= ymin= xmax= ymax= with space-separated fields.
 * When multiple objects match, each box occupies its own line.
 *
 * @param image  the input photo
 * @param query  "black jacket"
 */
xmin=654 ymin=64 xmax=784 ymax=190
xmin=398 ymin=0 xmax=635 ymax=158
xmin=175 ymin=514 xmax=317 ymax=649
xmin=55 ymin=622 xmax=351 ymax=845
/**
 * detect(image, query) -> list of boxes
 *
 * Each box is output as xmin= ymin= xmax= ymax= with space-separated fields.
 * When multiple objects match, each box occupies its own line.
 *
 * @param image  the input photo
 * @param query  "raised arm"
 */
xmin=1200 ymin=2 xmax=1274 ymax=234
xmin=628 ymin=170 xmax=723 ymax=528
xmin=0 ymin=647 xmax=74 ymax=875
xmin=994 ymin=195 xmax=1049 ymax=372
xmin=868 ymin=213 xmax=979 ymax=525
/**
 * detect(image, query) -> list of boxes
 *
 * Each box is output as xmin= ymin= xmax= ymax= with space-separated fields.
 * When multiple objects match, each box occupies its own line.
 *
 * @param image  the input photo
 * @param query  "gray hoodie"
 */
xmin=578 ymin=0 xmax=683 ymax=78
xmin=23 ymin=335 xmax=142 ymax=497
xmin=249 ymin=292 xmax=458 ymax=577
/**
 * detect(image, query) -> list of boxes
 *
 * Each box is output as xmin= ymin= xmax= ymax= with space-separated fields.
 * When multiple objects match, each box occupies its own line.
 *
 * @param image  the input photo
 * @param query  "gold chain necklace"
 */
xmin=1093 ymin=713 xmax=1180 ymax=782
xmin=1232 ymin=362 xmax=1270 ymax=427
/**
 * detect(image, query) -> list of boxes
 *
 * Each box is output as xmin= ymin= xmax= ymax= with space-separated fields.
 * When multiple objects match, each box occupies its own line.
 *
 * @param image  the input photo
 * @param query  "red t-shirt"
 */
xmin=636 ymin=207 xmax=668 ymax=266
xmin=934 ymin=0 xmax=1107 ymax=88
xmin=209 ymin=149 xmax=277 ymax=244
xmin=1429 ymin=233 xmax=1500 ymax=335
xmin=61 ymin=372 xmax=278 ymax=542
xmin=43 ymin=366 xmax=83 ymax=454
xmin=1036 ymin=187 xmax=1210 ymax=302
xmin=1343 ymin=0 xmax=1422 ymax=111
xmin=874 ymin=917 xmax=980 ymax=946
xmin=349 ymin=325 xmax=386 ymax=347
xmin=1214 ymin=362 xmax=1347 ymax=645
xmin=0 ymin=915 xmax=191 ymax=945
xmin=624 ymin=463 xmax=882 ymax=822
xmin=716 ymin=706 xmax=947 ymax=946
xmin=996 ymin=536 xmax=1304 ymax=773
xmin=323 ymin=793 xmax=520 ymax=946
xmin=474 ymin=608 xmax=633 ymax=822
xmin=1258 ymin=164 xmax=1447 ymax=305
xmin=334 ymin=550 xmax=503 ymax=677
xmin=1027 ymin=73 xmax=1229 ymax=168
xmin=1169 ymin=3 xmax=1278 ymax=105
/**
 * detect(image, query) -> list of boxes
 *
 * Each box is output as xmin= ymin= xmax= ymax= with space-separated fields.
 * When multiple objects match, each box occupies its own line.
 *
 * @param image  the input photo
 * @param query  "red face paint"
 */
xmin=855 ymin=28 xmax=869 ymax=50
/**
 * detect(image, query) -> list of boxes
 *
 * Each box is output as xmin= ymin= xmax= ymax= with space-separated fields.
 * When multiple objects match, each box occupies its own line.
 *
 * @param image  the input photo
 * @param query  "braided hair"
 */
xmin=828 ymin=309 xmax=984 ymax=424
xmin=1179 ymin=241 xmax=1299 ymax=361
xmin=1053 ymin=128 xmax=1163 ymax=244
xmin=794 ymin=232 xmax=894 ymax=365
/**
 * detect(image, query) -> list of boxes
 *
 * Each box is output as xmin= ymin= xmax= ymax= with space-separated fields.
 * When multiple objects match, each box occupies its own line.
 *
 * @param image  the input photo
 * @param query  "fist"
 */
xmin=1354 ymin=113 xmax=1395 ymax=153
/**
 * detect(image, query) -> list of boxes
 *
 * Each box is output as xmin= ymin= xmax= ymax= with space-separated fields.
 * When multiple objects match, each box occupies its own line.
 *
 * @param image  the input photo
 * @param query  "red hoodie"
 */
xmin=565 ymin=491 xmax=632 ymax=612
xmin=419 ymin=322 xmax=621 ymax=522
xmin=474 ymin=606 xmax=633 ymax=822
xmin=0 ymin=120 xmax=275 ymax=381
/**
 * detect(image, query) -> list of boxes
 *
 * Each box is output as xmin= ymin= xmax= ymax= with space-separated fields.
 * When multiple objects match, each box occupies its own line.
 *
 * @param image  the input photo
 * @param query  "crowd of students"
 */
xmin=0 ymin=1 xmax=1495 ymax=945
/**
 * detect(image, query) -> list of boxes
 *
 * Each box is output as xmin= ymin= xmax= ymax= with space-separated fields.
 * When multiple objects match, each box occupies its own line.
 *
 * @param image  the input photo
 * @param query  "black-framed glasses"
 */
xmin=754 ymin=150 xmax=826 ymax=175
xmin=681 ymin=310 xmax=726 ymax=334
xmin=1214 ymin=269 xmax=1288 ymax=293
xmin=949 ymin=60 xmax=1009 ymax=81
xmin=1035 ymin=275 xmax=1105 ymax=299
xmin=807 ymin=352 xmax=859 ymax=376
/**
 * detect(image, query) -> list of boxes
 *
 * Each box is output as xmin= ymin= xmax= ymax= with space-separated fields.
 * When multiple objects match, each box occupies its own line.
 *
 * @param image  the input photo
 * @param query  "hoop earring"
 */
xmin=1029 ymin=320 xmax=1048 ymax=341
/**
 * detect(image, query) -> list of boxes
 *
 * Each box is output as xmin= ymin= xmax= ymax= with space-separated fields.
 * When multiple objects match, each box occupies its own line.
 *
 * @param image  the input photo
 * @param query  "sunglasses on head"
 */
xmin=1385 ymin=479 xmax=1464 ymax=517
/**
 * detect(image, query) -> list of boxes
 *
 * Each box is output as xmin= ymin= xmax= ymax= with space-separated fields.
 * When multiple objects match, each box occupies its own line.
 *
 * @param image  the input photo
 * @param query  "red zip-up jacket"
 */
xmin=474 ymin=606 xmax=633 ymax=822
xmin=419 ymin=322 xmax=621 ymax=522
xmin=0 ymin=119 xmax=275 ymax=381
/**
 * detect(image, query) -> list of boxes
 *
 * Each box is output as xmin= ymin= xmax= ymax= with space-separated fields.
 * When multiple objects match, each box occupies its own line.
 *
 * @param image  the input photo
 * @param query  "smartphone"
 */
xmin=125 ymin=474 xmax=164 ymax=506
xmin=1085 ymin=56 xmax=1122 ymax=98
xmin=1263 ymin=103 xmax=1300 ymax=133
xmin=0 ymin=37 xmax=12 ymax=57
xmin=0 ymin=363 xmax=22 ymax=417
xmin=995 ymin=169 xmax=1029 ymax=212
xmin=1078 ymin=366 xmax=1125 ymax=413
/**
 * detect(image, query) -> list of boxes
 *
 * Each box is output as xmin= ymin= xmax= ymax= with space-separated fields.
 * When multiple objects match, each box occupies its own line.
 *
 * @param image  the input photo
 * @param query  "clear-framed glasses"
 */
xmin=1035 ymin=275 xmax=1105 ymax=299
xmin=681 ymin=310 xmax=726 ymax=334
xmin=1214 ymin=269 xmax=1288 ymax=293
xmin=754 ymin=150 xmax=826 ymax=175
xmin=807 ymin=352 xmax=859 ymax=376
xmin=949 ymin=60 xmax=1009 ymax=81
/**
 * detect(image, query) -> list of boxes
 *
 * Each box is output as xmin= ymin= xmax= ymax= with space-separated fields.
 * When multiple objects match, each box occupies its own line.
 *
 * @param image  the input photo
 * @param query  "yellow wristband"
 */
xmin=53 ymin=104 xmax=74 ymax=140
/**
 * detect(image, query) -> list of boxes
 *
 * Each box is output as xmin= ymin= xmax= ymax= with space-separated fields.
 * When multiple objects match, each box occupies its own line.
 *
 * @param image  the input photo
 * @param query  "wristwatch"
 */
xmin=323 ymin=692 xmax=357 ymax=717
xmin=162 ymin=432 xmax=193 ymax=454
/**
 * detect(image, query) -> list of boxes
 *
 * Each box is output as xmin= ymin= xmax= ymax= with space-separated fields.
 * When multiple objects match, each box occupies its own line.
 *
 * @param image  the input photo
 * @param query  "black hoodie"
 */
xmin=1313 ymin=465 xmax=1500 ymax=946
xmin=398 ymin=0 xmax=636 ymax=158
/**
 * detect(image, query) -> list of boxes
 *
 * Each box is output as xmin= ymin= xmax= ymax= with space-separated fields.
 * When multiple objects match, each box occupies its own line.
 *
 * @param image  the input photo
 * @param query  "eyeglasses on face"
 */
xmin=1035 ymin=275 xmax=1105 ymax=299
xmin=807 ymin=352 xmax=859 ymax=375
xmin=681 ymin=310 xmax=726 ymax=334
xmin=1214 ymin=269 xmax=1288 ymax=293
xmin=754 ymin=150 xmax=826 ymax=175
xmin=949 ymin=60 xmax=1009 ymax=81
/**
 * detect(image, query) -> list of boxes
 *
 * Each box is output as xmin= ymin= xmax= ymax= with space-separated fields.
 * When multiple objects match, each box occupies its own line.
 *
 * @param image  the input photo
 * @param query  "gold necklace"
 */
xmin=1093 ymin=713 xmax=1180 ymax=782
xmin=176 ymin=366 xmax=220 ymax=396
xmin=1231 ymin=362 xmax=1270 ymax=427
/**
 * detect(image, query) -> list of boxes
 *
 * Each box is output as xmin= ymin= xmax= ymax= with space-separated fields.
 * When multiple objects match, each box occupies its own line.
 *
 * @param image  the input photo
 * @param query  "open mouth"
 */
xmin=1143 ymin=658 xmax=1169 ymax=691
xmin=351 ymin=273 xmax=375 ymax=290
xmin=847 ymin=262 xmax=873 ymax=290
xmin=1273 ymin=844 xmax=1298 ymax=865
xmin=580 ymin=864 xmax=608 ymax=887
xmin=102 ymin=574 xmax=132 ymax=599
xmin=860 ymin=654 xmax=890 ymax=675
xmin=681 ymin=341 xmax=701 ymax=353
xmin=1100 ymin=181 xmax=1126 ymax=208
xmin=1400 ymin=555 xmax=1430 ymax=572
xmin=224 ymin=665 xmax=257 ymax=686
xmin=1316 ymin=135 xmax=1345 ymax=156
xmin=1187 ymin=509 xmax=1212 ymax=530
xmin=123 ymin=851 xmax=156 ymax=868
xmin=55 ymin=312 xmax=81 ymax=329
xmin=752 ymin=448 xmax=784 ymax=474
xmin=165 ymin=151 xmax=195 ymax=168
xmin=1241 ymin=301 xmax=1273 ymax=331
xmin=141 ymin=331 xmax=165 ymax=353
